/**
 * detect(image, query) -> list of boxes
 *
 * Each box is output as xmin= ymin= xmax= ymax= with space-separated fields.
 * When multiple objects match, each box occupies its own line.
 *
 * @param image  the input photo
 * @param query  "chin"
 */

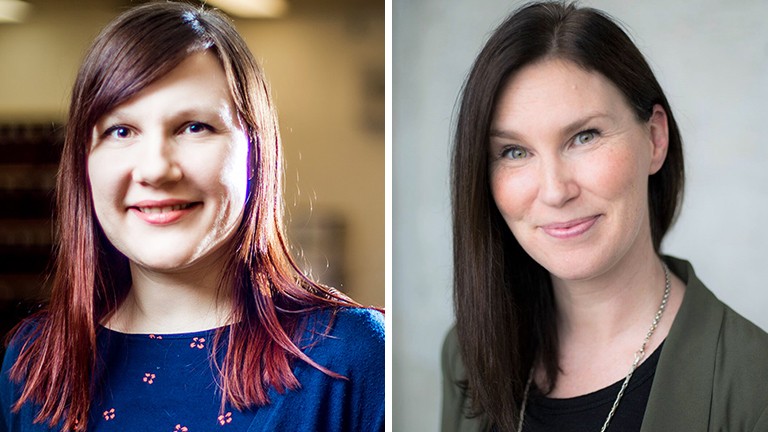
xmin=548 ymin=266 xmax=602 ymax=283
xmin=531 ymin=250 xmax=614 ymax=283
xmin=132 ymin=257 xmax=195 ymax=272
xmin=123 ymin=247 xmax=199 ymax=271
xmin=120 ymin=232 xmax=233 ymax=272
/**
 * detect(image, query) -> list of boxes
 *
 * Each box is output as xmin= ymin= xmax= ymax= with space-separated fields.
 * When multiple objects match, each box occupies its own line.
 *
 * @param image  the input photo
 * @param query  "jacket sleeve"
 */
xmin=440 ymin=327 xmax=486 ymax=432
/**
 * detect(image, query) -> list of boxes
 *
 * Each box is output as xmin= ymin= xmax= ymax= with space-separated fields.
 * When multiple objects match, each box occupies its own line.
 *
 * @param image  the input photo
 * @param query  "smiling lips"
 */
xmin=540 ymin=215 xmax=600 ymax=239
xmin=129 ymin=200 xmax=200 ymax=225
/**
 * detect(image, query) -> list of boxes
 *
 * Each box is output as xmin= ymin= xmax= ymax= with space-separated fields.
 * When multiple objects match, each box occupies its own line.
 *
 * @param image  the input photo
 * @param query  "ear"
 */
xmin=647 ymin=104 xmax=669 ymax=175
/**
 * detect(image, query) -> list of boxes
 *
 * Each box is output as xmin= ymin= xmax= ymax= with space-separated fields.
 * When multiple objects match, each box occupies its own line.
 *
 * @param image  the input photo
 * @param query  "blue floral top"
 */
xmin=1 ymin=308 xmax=384 ymax=431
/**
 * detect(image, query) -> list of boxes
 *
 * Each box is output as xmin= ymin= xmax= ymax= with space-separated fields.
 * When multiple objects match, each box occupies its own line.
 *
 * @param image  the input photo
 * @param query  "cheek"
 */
xmin=586 ymin=146 xmax=649 ymax=208
xmin=86 ymin=151 xmax=135 ymax=251
xmin=489 ymin=166 xmax=538 ymax=223
xmin=87 ymin=152 xmax=122 ymax=215
xmin=205 ymin=140 xmax=250 ymax=217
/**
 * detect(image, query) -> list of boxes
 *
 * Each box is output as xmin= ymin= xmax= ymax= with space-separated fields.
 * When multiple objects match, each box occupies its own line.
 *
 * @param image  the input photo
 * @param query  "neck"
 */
xmin=541 ymin=240 xmax=685 ymax=398
xmin=106 ymin=253 xmax=234 ymax=334
xmin=551 ymin=244 xmax=666 ymax=348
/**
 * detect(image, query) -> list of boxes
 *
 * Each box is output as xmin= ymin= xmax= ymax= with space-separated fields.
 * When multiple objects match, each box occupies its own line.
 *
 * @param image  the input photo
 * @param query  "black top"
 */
xmin=522 ymin=342 xmax=664 ymax=432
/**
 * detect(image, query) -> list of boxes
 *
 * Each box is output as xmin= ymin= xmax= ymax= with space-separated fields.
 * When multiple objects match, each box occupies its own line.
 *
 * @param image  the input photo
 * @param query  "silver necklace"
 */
xmin=517 ymin=263 xmax=671 ymax=432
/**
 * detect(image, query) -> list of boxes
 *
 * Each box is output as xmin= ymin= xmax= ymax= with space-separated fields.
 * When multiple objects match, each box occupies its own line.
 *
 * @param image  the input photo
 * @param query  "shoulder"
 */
xmin=440 ymin=326 xmax=487 ymax=432
xmin=723 ymin=305 xmax=768 ymax=346
xmin=3 ymin=314 xmax=48 ymax=371
xmin=681 ymin=261 xmax=768 ymax=365
xmin=441 ymin=326 xmax=463 ymax=380
xmin=675 ymin=256 xmax=768 ymax=379
xmin=715 ymin=302 xmax=768 ymax=383
xmin=1 ymin=316 xmax=48 ymax=432
xmin=661 ymin=257 xmax=768 ymax=429
xmin=327 ymin=307 xmax=384 ymax=343
xmin=711 ymin=289 xmax=768 ymax=373
xmin=266 ymin=307 xmax=384 ymax=430
xmin=710 ymin=301 xmax=768 ymax=429
xmin=441 ymin=325 xmax=466 ymax=400
xmin=2 ymin=314 xmax=45 ymax=382
xmin=300 ymin=307 xmax=384 ymax=373
xmin=5 ymin=314 xmax=44 ymax=350
xmin=719 ymin=303 xmax=768 ymax=351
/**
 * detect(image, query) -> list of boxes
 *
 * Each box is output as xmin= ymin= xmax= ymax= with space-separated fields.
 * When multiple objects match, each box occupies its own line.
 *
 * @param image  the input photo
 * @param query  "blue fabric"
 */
xmin=0 ymin=308 xmax=384 ymax=431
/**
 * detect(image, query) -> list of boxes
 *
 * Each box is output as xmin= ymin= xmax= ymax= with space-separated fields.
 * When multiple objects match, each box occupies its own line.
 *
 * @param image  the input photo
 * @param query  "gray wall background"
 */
xmin=393 ymin=0 xmax=768 ymax=430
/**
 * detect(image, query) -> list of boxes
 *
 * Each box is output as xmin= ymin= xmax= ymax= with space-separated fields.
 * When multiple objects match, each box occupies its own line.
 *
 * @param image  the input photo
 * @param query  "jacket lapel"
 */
xmin=640 ymin=257 xmax=722 ymax=432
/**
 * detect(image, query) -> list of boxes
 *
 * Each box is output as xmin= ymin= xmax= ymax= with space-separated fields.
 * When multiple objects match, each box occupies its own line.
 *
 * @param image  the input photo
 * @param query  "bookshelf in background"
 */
xmin=0 ymin=123 xmax=61 ymax=341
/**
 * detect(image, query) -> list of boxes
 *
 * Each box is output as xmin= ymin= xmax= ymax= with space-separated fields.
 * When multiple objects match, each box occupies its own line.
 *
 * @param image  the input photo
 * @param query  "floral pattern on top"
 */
xmin=143 ymin=373 xmax=156 ymax=384
xmin=102 ymin=408 xmax=115 ymax=421
xmin=218 ymin=412 xmax=233 ymax=426
xmin=190 ymin=337 xmax=206 ymax=349
xmin=87 ymin=327 xmax=247 ymax=430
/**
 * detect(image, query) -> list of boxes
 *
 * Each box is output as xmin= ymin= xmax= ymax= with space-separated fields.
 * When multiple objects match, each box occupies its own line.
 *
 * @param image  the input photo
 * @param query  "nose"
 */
xmin=537 ymin=156 xmax=579 ymax=208
xmin=131 ymin=135 xmax=182 ymax=186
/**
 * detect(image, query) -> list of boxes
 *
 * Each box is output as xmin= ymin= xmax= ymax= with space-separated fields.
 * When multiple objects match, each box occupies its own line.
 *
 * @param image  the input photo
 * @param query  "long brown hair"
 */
xmin=8 ymin=2 xmax=362 ymax=430
xmin=451 ymin=2 xmax=685 ymax=430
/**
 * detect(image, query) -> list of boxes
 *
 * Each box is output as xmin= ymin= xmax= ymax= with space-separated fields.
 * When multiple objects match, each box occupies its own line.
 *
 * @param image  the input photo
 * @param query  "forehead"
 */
xmin=492 ymin=58 xmax=633 ymax=130
xmin=95 ymin=50 xmax=236 ymax=122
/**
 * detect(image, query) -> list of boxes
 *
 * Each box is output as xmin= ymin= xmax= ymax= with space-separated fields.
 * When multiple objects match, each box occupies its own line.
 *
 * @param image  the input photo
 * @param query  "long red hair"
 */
xmin=8 ymin=3 xmax=364 ymax=430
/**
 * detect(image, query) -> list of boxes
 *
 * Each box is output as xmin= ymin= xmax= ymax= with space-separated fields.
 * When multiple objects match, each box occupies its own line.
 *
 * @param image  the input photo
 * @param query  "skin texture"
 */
xmin=87 ymin=51 xmax=250 ymax=333
xmin=489 ymin=58 xmax=666 ymax=283
xmin=489 ymin=58 xmax=685 ymax=397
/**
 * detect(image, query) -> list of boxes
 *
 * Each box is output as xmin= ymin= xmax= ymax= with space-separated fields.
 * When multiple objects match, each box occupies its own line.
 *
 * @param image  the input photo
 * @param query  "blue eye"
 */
xmin=502 ymin=146 xmax=528 ymax=160
xmin=574 ymin=130 xmax=598 ymax=145
xmin=105 ymin=126 xmax=132 ymax=139
xmin=185 ymin=122 xmax=211 ymax=134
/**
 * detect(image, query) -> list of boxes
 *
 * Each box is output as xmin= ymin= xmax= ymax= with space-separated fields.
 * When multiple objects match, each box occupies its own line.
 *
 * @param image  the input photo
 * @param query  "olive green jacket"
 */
xmin=441 ymin=257 xmax=768 ymax=431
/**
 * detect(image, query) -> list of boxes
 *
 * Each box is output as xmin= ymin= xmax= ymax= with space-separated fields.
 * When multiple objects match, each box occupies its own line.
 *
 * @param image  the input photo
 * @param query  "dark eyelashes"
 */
xmin=101 ymin=125 xmax=130 ymax=138
xmin=491 ymin=127 xmax=602 ymax=160
xmin=495 ymin=144 xmax=529 ymax=160
xmin=184 ymin=122 xmax=215 ymax=133
xmin=573 ymin=128 xmax=601 ymax=144
xmin=99 ymin=121 xmax=216 ymax=139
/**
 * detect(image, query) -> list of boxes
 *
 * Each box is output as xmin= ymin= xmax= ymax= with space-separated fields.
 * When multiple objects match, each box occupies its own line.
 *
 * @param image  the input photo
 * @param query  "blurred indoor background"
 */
xmin=0 ymin=0 xmax=384 ymax=335
xmin=394 ymin=0 xmax=768 ymax=430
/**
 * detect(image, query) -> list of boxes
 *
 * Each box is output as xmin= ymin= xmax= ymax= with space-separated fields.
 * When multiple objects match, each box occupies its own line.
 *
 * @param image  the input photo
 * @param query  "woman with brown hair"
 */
xmin=0 ymin=2 xmax=383 ymax=431
xmin=442 ymin=2 xmax=768 ymax=431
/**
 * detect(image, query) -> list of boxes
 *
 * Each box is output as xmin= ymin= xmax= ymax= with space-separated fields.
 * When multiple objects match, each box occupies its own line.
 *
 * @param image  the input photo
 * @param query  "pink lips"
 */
xmin=540 ymin=215 xmax=600 ymax=239
xmin=128 ymin=199 xmax=200 ymax=225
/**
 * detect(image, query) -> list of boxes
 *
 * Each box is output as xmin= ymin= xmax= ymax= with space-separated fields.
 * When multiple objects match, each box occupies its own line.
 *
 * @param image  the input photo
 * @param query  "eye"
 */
xmin=501 ymin=146 xmax=528 ymax=160
xmin=104 ymin=125 xmax=132 ymax=139
xmin=573 ymin=129 xmax=599 ymax=145
xmin=183 ymin=122 xmax=212 ymax=134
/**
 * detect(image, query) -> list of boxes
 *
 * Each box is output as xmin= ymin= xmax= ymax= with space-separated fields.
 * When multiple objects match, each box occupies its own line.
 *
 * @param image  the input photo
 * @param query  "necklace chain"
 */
xmin=516 ymin=263 xmax=671 ymax=432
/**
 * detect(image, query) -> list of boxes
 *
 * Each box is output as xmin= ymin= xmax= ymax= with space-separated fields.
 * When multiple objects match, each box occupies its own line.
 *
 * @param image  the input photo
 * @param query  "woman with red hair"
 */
xmin=0 ymin=2 xmax=383 ymax=431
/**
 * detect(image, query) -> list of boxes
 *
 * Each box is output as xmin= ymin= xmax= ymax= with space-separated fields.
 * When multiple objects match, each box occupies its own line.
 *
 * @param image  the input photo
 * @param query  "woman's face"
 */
xmin=489 ymin=59 xmax=668 ymax=282
xmin=87 ymin=50 xmax=250 ymax=273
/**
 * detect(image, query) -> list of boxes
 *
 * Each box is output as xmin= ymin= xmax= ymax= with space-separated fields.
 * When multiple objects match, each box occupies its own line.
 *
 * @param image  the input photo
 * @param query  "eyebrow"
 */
xmin=96 ymin=105 xmax=233 ymax=130
xmin=489 ymin=112 xmax=613 ymax=141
